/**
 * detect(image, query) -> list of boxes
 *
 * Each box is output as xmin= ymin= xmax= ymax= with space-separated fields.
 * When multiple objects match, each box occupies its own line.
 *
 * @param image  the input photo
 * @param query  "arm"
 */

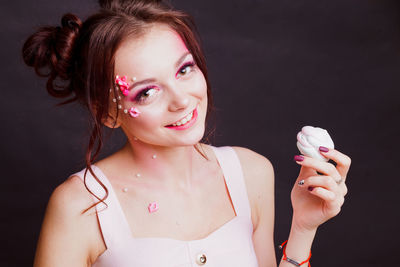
xmin=234 ymin=147 xmax=350 ymax=267
xmin=33 ymin=176 xmax=97 ymax=267
xmin=278 ymin=148 xmax=351 ymax=266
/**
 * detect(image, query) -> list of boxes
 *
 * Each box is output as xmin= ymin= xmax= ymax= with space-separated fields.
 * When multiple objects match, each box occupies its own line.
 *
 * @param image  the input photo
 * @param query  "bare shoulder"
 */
xmin=47 ymin=175 xmax=98 ymax=226
xmin=231 ymin=146 xmax=274 ymax=184
xmin=231 ymin=146 xmax=275 ymax=228
xmin=33 ymin=175 xmax=103 ymax=267
xmin=50 ymin=175 xmax=94 ymax=213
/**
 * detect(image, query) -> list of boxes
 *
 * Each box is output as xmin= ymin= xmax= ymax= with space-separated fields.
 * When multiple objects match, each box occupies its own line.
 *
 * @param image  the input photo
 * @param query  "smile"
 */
xmin=166 ymin=107 xmax=198 ymax=130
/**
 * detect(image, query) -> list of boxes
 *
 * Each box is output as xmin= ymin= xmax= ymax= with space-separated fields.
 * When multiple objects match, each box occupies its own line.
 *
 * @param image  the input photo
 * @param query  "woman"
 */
xmin=23 ymin=0 xmax=351 ymax=266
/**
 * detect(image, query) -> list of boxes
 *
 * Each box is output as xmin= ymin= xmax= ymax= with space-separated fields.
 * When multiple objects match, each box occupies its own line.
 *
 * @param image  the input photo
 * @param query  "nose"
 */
xmin=167 ymin=86 xmax=189 ymax=112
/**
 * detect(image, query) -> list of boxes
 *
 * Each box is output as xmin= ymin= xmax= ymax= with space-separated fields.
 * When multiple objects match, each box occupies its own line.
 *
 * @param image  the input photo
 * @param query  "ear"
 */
xmin=102 ymin=113 xmax=122 ymax=128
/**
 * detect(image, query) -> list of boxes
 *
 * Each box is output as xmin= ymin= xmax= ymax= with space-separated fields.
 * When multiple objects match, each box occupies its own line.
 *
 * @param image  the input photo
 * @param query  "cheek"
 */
xmin=192 ymin=72 xmax=208 ymax=98
xmin=125 ymin=104 xmax=166 ymax=131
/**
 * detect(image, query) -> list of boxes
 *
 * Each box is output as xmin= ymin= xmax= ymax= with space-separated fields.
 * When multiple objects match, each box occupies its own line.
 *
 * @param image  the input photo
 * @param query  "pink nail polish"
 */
xmin=319 ymin=146 xmax=329 ymax=152
xmin=294 ymin=155 xmax=304 ymax=162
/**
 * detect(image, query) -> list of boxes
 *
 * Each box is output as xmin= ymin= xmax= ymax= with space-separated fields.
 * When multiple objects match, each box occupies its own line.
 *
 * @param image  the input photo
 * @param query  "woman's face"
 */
xmin=112 ymin=24 xmax=208 ymax=147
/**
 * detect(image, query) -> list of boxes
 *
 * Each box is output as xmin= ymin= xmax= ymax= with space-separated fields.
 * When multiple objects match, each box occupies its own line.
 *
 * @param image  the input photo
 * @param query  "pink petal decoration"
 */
xmin=129 ymin=107 xmax=141 ymax=118
xmin=115 ymin=75 xmax=130 ymax=93
xmin=148 ymin=202 xmax=159 ymax=213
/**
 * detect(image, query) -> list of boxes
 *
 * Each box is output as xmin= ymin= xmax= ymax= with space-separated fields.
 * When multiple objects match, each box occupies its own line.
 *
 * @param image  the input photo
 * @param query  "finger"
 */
xmin=307 ymin=186 xmax=335 ymax=202
xmin=298 ymin=175 xmax=338 ymax=192
xmin=294 ymin=155 xmax=342 ymax=183
xmin=340 ymin=183 xmax=348 ymax=196
xmin=298 ymin=164 xmax=316 ymax=178
xmin=319 ymin=147 xmax=351 ymax=179
xmin=308 ymin=187 xmax=342 ymax=216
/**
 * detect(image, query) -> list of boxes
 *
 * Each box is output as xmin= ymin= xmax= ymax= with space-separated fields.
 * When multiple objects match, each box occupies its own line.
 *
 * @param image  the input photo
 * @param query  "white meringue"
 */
xmin=296 ymin=126 xmax=334 ymax=161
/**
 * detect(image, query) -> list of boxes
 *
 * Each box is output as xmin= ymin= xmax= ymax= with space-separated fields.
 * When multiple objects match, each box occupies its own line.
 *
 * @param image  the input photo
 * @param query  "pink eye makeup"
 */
xmin=112 ymin=58 xmax=197 ymax=110
xmin=128 ymin=86 xmax=160 ymax=103
xmin=125 ymin=60 xmax=196 ymax=104
xmin=175 ymin=61 xmax=196 ymax=78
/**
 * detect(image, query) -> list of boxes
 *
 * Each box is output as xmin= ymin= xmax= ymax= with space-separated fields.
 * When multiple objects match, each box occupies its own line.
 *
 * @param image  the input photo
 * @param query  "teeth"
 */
xmin=172 ymin=111 xmax=193 ymax=127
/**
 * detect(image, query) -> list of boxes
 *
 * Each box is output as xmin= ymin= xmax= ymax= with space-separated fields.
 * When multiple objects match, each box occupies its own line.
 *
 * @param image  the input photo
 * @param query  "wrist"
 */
xmin=279 ymin=221 xmax=316 ymax=265
xmin=291 ymin=223 xmax=318 ymax=236
xmin=291 ymin=217 xmax=319 ymax=234
xmin=288 ymin=219 xmax=317 ymax=246
xmin=279 ymin=240 xmax=312 ymax=267
xmin=287 ymin=225 xmax=316 ymax=248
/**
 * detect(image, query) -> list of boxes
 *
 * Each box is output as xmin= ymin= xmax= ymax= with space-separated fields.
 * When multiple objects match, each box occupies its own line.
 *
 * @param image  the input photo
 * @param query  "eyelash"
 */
xmin=130 ymin=61 xmax=196 ymax=103
xmin=176 ymin=61 xmax=196 ymax=78
xmin=131 ymin=85 xmax=158 ymax=103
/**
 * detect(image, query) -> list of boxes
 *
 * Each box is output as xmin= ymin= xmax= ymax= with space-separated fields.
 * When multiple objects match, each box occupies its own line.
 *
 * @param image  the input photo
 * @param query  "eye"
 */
xmin=176 ymin=61 xmax=195 ymax=78
xmin=131 ymin=87 xmax=159 ymax=103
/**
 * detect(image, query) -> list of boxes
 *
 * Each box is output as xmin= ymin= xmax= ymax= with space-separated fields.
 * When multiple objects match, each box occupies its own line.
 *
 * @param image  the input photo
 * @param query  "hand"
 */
xmin=290 ymin=147 xmax=351 ymax=232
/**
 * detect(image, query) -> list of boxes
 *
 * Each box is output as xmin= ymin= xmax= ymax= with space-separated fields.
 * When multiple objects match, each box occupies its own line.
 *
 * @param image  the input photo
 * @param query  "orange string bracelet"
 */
xmin=279 ymin=240 xmax=312 ymax=266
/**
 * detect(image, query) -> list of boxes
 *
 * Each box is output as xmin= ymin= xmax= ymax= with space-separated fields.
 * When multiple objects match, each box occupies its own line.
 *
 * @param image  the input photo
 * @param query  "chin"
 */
xmin=176 ymin=124 xmax=205 ymax=147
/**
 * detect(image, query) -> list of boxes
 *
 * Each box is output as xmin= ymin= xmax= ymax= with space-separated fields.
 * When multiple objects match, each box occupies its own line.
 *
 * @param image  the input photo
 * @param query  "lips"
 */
xmin=165 ymin=107 xmax=198 ymax=130
xmin=167 ymin=108 xmax=194 ymax=126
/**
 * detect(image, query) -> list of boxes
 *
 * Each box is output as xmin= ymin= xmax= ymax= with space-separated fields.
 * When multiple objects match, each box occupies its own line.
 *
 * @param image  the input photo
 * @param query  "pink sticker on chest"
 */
xmin=148 ymin=202 xmax=159 ymax=213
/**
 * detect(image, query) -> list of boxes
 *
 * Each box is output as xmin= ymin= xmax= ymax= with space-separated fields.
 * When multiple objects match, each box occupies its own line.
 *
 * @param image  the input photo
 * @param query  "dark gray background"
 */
xmin=1 ymin=0 xmax=400 ymax=266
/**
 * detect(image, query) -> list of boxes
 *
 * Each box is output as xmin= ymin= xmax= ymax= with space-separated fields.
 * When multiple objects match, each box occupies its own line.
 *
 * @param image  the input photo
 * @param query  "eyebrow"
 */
xmin=129 ymin=51 xmax=192 ymax=89
xmin=174 ymin=51 xmax=191 ymax=69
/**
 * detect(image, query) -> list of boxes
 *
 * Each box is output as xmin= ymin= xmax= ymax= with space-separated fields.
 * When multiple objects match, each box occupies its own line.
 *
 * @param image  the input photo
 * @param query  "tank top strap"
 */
xmin=211 ymin=146 xmax=251 ymax=219
xmin=72 ymin=165 xmax=132 ymax=248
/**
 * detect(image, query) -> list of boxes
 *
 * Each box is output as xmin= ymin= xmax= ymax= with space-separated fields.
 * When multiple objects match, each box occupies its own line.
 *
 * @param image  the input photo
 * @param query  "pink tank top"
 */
xmin=73 ymin=146 xmax=259 ymax=266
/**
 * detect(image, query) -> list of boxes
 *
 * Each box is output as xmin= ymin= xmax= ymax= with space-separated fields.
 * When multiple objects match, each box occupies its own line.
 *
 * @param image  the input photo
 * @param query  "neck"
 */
xmin=120 ymin=139 xmax=205 ymax=189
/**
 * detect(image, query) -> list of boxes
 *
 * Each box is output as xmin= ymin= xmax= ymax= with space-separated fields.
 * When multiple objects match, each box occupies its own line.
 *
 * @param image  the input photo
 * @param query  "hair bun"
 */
xmin=61 ymin=13 xmax=81 ymax=32
xmin=98 ymin=0 xmax=163 ymax=10
xmin=22 ymin=13 xmax=82 ymax=98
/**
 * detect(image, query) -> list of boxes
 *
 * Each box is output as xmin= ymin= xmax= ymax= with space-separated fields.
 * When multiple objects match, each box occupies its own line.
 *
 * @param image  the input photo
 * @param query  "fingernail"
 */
xmin=294 ymin=155 xmax=304 ymax=162
xmin=319 ymin=146 xmax=329 ymax=153
xmin=308 ymin=186 xmax=314 ymax=191
xmin=298 ymin=180 xmax=305 ymax=186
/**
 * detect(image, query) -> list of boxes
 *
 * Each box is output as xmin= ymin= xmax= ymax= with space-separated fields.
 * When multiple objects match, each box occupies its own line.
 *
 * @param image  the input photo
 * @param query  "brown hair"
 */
xmin=22 ymin=0 xmax=213 ymax=213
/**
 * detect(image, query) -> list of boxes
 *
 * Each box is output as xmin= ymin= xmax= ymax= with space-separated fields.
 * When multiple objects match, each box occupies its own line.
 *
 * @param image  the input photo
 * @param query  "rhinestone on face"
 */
xmin=112 ymin=98 xmax=117 ymax=103
xmin=152 ymin=154 xmax=157 ymax=159
xmin=118 ymin=96 xmax=122 ymax=100
xmin=124 ymin=109 xmax=128 ymax=114
xmin=122 ymin=187 xmax=128 ymax=192
xmin=118 ymin=104 xmax=122 ymax=109
xmin=136 ymin=173 xmax=141 ymax=178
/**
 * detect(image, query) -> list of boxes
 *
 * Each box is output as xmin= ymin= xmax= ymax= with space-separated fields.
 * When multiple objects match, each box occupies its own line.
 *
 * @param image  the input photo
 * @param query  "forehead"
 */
xmin=114 ymin=24 xmax=189 ymax=77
